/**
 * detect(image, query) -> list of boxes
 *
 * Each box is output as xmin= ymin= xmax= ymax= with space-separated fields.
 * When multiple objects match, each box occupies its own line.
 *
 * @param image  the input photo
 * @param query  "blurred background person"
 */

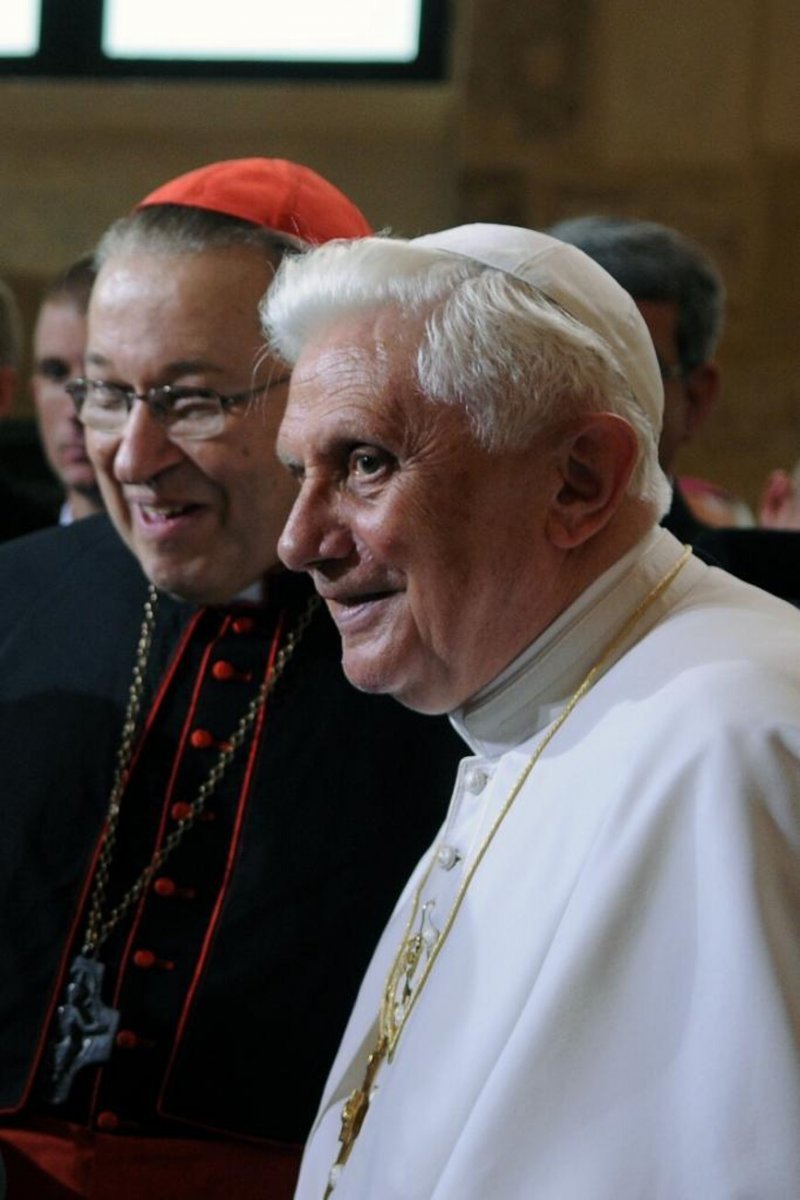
xmin=0 ymin=278 xmax=21 ymax=422
xmin=548 ymin=215 xmax=753 ymax=542
xmin=0 ymin=276 xmax=60 ymax=540
xmin=760 ymin=460 xmax=800 ymax=530
xmin=31 ymin=255 xmax=103 ymax=523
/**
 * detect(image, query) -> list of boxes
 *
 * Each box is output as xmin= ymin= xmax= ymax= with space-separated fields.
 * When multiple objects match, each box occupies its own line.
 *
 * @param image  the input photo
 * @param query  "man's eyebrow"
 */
xmin=84 ymin=352 xmax=226 ymax=376
xmin=277 ymin=449 xmax=304 ymax=478
xmin=161 ymin=359 xmax=227 ymax=376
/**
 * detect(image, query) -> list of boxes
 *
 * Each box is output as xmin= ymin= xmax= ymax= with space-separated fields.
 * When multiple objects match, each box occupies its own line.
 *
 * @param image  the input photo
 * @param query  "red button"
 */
xmin=132 ymin=949 xmax=175 ymax=971
xmin=155 ymin=876 xmax=196 ymax=900
xmin=232 ymin=616 xmax=255 ymax=635
xmin=116 ymin=1029 xmax=139 ymax=1050
xmin=190 ymin=729 xmax=214 ymax=749
xmin=171 ymin=802 xmax=192 ymax=822
xmin=96 ymin=1111 xmax=120 ymax=1131
xmin=212 ymin=660 xmax=236 ymax=681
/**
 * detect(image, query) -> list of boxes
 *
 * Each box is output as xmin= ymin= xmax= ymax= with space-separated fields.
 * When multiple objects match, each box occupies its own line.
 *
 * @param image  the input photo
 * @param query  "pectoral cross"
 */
xmin=324 ymin=1035 xmax=388 ymax=1198
xmin=41 ymin=955 xmax=120 ymax=1105
xmin=389 ymin=900 xmax=440 ymax=1036
xmin=323 ymin=901 xmax=441 ymax=1195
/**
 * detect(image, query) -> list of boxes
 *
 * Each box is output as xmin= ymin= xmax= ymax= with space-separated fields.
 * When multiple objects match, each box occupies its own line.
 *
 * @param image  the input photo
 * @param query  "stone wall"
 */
xmin=457 ymin=0 xmax=800 ymax=508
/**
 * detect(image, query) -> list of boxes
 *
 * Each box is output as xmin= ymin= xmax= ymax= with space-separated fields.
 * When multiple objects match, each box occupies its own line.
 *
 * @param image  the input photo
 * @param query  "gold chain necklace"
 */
xmin=83 ymin=585 xmax=320 ymax=956
xmin=324 ymin=546 xmax=692 ymax=1196
xmin=41 ymin=583 xmax=320 ymax=1106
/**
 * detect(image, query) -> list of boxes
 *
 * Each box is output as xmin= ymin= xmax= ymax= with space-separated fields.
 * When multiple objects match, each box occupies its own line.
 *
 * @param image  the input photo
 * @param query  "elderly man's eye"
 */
xmin=350 ymin=448 xmax=390 ymax=478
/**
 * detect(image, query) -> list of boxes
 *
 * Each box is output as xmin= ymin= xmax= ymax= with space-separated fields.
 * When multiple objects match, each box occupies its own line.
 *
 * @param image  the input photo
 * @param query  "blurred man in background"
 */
xmin=548 ymin=215 xmax=752 ymax=540
xmin=0 ymin=276 xmax=58 ymax=539
xmin=31 ymin=256 xmax=103 ymax=523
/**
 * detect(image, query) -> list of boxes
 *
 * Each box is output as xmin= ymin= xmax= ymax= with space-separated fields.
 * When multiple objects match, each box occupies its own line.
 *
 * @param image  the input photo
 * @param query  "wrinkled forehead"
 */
xmin=88 ymin=248 xmax=278 ymax=378
xmin=293 ymin=303 xmax=423 ymax=383
xmin=281 ymin=308 xmax=433 ymax=446
xmin=92 ymin=246 xmax=274 ymax=328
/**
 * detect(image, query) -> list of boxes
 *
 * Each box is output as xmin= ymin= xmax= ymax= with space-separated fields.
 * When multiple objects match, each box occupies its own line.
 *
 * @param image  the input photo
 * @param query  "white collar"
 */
xmin=449 ymin=529 xmax=699 ymax=758
xmin=233 ymin=579 xmax=266 ymax=604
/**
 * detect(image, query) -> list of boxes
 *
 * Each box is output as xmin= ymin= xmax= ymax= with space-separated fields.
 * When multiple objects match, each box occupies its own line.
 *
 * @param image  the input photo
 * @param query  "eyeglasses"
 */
xmin=66 ymin=376 xmax=288 ymax=441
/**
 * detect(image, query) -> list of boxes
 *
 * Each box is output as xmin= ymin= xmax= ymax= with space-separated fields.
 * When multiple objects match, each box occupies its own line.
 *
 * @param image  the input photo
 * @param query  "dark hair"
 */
xmin=547 ymin=215 xmax=725 ymax=371
xmin=41 ymin=254 xmax=97 ymax=315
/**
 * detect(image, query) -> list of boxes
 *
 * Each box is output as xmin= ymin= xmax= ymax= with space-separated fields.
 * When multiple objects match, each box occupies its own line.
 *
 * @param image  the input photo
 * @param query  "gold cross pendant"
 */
xmin=324 ymin=1036 xmax=388 ymax=1197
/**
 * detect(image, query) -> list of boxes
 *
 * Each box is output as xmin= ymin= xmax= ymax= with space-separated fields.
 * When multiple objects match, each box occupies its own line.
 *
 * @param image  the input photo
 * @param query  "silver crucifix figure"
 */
xmin=42 ymin=954 xmax=120 ymax=1105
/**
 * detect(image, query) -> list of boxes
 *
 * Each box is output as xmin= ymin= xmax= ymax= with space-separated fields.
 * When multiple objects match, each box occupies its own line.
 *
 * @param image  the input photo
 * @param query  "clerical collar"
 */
xmin=450 ymin=528 xmax=700 ymax=758
xmin=233 ymin=579 xmax=265 ymax=605
xmin=230 ymin=565 xmax=287 ymax=606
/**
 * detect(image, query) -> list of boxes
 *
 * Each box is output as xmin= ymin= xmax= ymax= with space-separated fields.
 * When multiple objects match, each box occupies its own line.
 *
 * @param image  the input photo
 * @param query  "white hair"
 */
xmin=262 ymin=237 xmax=671 ymax=511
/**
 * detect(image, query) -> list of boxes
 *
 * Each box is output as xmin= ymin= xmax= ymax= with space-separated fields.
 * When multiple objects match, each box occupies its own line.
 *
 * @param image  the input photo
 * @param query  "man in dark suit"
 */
xmin=30 ymin=256 xmax=104 ymax=525
xmin=0 ymin=159 xmax=464 ymax=1199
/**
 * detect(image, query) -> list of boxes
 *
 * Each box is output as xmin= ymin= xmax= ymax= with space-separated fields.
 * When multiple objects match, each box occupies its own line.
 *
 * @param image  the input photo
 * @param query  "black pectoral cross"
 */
xmin=41 ymin=954 xmax=120 ymax=1105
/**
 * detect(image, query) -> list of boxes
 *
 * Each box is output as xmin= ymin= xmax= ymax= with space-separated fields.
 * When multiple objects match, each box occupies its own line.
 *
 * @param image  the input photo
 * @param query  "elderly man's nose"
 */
xmin=112 ymin=402 xmax=183 ymax=484
xmin=279 ymin=486 xmax=351 ymax=573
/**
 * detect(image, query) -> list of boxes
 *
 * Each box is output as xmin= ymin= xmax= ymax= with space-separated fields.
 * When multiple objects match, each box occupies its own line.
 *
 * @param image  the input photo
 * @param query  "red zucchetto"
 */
xmin=136 ymin=156 xmax=372 ymax=243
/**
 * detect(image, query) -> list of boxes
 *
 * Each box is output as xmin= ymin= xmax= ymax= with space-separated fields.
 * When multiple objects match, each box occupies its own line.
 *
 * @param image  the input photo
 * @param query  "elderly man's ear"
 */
xmin=545 ymin=413 xmax=640 ymax=549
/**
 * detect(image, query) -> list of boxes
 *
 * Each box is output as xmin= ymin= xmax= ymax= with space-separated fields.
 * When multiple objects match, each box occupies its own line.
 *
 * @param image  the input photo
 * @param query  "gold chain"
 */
xmin=324 ymin=546 xmax=692 ymax=1196
xmin=82 ymin=586 xmax=320 ymax=956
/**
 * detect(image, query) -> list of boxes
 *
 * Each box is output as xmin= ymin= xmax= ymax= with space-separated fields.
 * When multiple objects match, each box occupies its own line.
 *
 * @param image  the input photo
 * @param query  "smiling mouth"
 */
xmin=329 ymin=589 xmax=395 ymax=607
xmin=136 ymin=503 xmax=204 ymax=524
xmin=326 ymin=591 xmax=398 ymax=626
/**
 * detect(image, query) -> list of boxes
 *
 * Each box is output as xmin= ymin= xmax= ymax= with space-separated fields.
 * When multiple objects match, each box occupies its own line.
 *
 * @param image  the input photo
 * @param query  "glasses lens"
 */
xmin=163 ymin=389 xmax=225 ymax=439
xmin=72 ymin=381 xmax=227 ymax=438
xmin=79 ymin=381 xmax=129 ymax=431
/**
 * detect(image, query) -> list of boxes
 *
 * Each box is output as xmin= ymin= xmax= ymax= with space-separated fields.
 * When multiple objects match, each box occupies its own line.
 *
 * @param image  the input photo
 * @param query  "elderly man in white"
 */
xmin=262 ymin=225 xmax=800 ymax=1200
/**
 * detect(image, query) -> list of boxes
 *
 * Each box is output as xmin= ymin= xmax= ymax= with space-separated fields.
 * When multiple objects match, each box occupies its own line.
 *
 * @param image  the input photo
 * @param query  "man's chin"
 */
xmin=63 ymin=468 xmax=100 ymax=494
xmin=137 ymin=554 xmax=236 ymax=606
xmin=340 ymin=647 xmax=393 ymax=696
xmin=341 ymin=650 xmax=447 ymax=715
xmin=72 ymin=480 xmax=104 ymax=501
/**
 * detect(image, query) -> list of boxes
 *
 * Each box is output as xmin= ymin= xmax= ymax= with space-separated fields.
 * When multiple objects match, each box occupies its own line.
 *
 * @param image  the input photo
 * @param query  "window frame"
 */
xmin=0 ymin=0 xmax=450 ymax=81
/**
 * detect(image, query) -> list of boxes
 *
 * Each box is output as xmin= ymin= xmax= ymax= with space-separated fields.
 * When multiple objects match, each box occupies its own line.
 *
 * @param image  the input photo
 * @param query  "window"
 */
xmin=1 ymin=0 xmax=449 ymax=80
xmin=1 ymin=0 xmax=39 ymax=55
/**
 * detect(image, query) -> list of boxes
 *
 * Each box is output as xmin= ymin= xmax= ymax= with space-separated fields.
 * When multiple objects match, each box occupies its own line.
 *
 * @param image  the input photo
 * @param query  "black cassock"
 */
xmin=0 ymin=514 xmax=464 ymax=1147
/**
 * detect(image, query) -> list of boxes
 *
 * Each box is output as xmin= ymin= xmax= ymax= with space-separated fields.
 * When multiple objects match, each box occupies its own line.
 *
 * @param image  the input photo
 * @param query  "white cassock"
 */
xmin=296 ymin=529 xmax=800 ymax=1200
